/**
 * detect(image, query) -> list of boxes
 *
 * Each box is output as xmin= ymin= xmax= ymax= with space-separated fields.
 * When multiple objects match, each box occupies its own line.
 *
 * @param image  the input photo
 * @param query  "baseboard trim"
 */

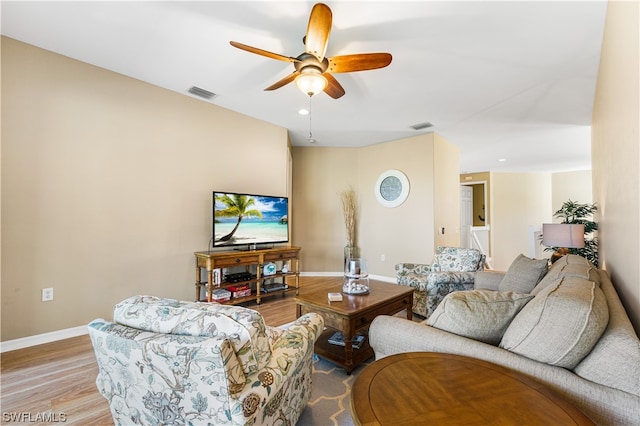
xmin=300 ymin=272 xmax=395 ymax=283
xmin=0 ymin=325 xmax=88 ymax=353
xmin=369 ymin=274 xmax=395 ymax=283
xmin=1 ymin=274 xmax=397 ymax=352
xmin=300 ymin=271 xmax=342 ymax=277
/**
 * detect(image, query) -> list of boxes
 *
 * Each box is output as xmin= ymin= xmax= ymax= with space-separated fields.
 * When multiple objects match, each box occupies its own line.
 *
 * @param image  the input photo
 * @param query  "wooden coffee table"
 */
xmin=350 ymin=352 xmax=595 ymax=425
xmin=295 ymin=278 xmax=413 ymax=374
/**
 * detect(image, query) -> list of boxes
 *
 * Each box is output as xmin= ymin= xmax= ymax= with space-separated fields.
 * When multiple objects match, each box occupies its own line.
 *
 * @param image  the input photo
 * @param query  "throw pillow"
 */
xmin=427 ymin=290 xmax=534 ymax=345
xmin=474 ymin=271 xmax=506 ymax=290
xmin=531 ymin=254 xmax=599 ymax=296
xmin=498 ymin=254 xmax=548 ymax=294
xmin=500 ymin=277 xmax=609 ymax=369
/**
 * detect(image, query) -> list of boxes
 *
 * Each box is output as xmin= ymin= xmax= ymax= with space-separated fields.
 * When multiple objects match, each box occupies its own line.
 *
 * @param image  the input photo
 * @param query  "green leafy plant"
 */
xmin=546 ymin=200 xmax=599 ymax=266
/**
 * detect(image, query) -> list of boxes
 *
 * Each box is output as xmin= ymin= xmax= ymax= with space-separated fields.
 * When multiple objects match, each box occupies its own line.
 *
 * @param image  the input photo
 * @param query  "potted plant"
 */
xmin=546 ymin=200 xmax=599 ymax=266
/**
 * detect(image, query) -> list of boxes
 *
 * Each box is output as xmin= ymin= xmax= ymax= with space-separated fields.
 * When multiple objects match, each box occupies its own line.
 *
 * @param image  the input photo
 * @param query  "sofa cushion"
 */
xmin=113 ymin=295 xmax=272 ymax=375
xmin=498 ymin=254 xmax=548 ymax=294
xmin=573 ymin=270 xmax=640 ymax=396
xmin=531 ymin=254 xmax=599 ymax=296
xmin=500 ymin=277 xmax=609 ymax=369
xmin=427 ymin=290 xmax=534 ymax=345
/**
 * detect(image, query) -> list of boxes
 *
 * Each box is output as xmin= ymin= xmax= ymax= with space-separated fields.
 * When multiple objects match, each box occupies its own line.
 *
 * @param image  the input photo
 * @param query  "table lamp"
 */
xmin=542 ymin=223 xmax=585 ymax=263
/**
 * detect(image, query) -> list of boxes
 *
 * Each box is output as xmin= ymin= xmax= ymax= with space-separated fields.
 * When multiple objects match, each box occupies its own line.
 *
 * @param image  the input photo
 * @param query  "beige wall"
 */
xmin=1 ymin=37 xmax=290 ymax=341
xmin=433 ymin=134 xmax=461 ymax=248
xmin=552 ymin=170 xmax=593 ymax=216
xmin=291 ymin=146 xmax=359 ymax=272
xmin=292 ymin=133 xmax=459 ymax=278
xmin=490 ymin=173 xmax=553 ymax=270
xmin=591 ymin=1 xmax=640 ymax=333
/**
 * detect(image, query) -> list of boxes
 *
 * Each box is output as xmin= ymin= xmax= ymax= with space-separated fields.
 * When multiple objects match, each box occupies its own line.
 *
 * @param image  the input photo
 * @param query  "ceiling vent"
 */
xmin=410 ymin=121 xmax=433 ymax=130
xmin=188 ymin=86 xmax=216 ymax=100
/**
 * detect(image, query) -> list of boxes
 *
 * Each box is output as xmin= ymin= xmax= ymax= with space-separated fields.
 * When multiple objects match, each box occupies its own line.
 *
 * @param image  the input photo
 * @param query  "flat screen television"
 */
xmin=212 ymin=191 xmax=289 ymax=249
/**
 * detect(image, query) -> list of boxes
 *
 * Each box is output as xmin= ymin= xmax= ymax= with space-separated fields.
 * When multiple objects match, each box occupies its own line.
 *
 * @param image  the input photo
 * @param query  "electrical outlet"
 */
xmin=42 ymin=288 xmax=54 ymax=302
xmin=380 ymin=254 xmax=386 ymax=261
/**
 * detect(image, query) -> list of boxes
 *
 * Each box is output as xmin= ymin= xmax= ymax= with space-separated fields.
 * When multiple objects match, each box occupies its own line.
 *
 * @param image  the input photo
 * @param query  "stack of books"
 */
xmin=327 ymin=331 xmax=366 ymax=349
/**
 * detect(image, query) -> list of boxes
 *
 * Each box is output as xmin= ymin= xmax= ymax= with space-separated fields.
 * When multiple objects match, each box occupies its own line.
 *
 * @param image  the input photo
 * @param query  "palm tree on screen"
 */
xmin=215 ymin=194 xmax=263 ymax=242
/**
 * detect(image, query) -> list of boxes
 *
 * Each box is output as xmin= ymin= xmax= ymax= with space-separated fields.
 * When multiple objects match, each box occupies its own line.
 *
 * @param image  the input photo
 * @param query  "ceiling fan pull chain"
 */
xmin=308 ymin=96 xmax=316 ymax=143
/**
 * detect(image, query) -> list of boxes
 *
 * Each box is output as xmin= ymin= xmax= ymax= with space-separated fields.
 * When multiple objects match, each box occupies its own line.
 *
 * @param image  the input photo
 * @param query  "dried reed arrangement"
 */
xmin=340 ymin=187 xmax=357 ymax=246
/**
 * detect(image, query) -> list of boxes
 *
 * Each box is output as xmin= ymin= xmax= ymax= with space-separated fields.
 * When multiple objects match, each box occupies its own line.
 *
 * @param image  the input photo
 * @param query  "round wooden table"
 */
xmin=350 ymin=352 xmax=594 ymax=425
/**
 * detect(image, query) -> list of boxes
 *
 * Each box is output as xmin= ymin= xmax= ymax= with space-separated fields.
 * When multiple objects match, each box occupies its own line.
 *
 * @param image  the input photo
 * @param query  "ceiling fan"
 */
xmin=230 ymin=2 xmax=392 ymax=99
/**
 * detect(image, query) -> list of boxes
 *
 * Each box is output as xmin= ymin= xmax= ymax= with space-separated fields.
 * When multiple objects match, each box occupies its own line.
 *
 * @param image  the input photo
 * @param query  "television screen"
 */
xmin=212 ymin=191 xmax=289 ymax=248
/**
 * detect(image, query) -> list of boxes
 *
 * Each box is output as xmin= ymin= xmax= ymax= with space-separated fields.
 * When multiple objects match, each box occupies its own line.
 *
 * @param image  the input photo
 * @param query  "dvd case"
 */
xmin=327 ymin=331 xmax=365 ymax=349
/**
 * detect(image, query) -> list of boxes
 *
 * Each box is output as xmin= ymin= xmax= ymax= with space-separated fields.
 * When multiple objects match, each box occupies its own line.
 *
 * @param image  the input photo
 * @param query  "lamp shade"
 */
xmin=295 ymin=69 xmax=327 ymax=96
xmin=542 ymin=223 xmax=585 ymax=248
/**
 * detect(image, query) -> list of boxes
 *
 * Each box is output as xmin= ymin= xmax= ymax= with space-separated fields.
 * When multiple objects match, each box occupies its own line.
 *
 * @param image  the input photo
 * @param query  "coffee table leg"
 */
xmin=344 ymin=335 xmax=354 ymax=375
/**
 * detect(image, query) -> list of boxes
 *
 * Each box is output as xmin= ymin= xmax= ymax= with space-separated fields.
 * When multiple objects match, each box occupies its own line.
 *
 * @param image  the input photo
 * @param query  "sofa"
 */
xmin=396 ymin=246 xmax=486 ymax=317
xmin=88 ymin=295 xmax=324 ymax=426
xmin=371 ymin=255 xmax=640 ymax=425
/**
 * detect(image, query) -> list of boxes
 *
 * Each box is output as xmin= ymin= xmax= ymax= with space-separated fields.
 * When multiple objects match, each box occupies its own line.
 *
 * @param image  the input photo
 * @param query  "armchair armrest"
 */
xmin=396 ymin=263 xmax=432 ymax=275
xmin=396 ymin=263 xmax=433 ymax=287
xmin=426 ymin=271 xmax=476 ymax=286
xmin=474 ymin=270 xmax=505 ymax=291
xmin=274 ymin=313 xmax=325 ymax=343
xmin=229 ymin=313 xmax=324 ymax=424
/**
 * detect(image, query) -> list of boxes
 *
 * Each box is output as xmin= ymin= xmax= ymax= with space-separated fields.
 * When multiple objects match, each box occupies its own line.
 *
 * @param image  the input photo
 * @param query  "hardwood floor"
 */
xmin=1 ymin=332 xmax=112 ymax=424
xmin=0 ymin=277 xmax=372 ymax=425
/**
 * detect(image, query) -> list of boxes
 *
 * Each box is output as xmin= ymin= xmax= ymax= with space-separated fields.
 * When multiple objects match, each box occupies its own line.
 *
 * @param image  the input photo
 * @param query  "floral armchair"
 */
xmin=396 ymin=246 xmax=486 ymax=318
xmin=88 ymin=295 xmax=324 ymax=426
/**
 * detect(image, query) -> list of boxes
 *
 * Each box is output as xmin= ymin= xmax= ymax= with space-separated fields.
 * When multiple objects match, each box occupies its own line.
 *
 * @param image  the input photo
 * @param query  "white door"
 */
xmin=460 ymin=186 xmax=473 ymax=248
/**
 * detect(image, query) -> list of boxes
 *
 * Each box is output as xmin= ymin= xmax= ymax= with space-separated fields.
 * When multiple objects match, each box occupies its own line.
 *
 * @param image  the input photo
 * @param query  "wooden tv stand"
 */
xmin=194 ymin=246 xmax=300 ymax=305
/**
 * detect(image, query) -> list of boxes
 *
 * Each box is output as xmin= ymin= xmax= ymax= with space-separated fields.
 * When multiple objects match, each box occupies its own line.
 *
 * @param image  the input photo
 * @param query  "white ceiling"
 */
xmin=1 ymin=1 xmax=607 ymax=173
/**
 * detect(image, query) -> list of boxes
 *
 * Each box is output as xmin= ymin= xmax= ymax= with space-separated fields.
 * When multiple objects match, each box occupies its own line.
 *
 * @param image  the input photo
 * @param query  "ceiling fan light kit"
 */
xmin=229 ymin=2 xmax=392 ymax=100
xmin=295 ymin=68 xmax=328 ymax=97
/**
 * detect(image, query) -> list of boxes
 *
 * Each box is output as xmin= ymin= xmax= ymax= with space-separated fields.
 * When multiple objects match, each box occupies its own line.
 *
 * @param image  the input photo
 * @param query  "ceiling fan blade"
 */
xmin=230 ymin=41 xmax=299 ymax=63
xmin=328 ymin=53 xmax=393 ymax=73
xmin=324 ymin=73 xmax=345 ymax=99
xmin=305 ymin=3 xmax=332 ymax=61
xmin=265 ymin=71 xmax=300 ymax=91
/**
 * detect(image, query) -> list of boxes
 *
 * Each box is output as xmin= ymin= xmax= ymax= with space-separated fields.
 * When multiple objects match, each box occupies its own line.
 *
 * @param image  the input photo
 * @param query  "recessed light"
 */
xmin=298 ymin=109 xmax=310 ymax=115
xmin=498 ymin=158 xmax=507 ymax=162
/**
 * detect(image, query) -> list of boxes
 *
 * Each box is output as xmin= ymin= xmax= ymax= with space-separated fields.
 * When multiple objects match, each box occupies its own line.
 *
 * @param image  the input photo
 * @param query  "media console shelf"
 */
xmin=194 ymin=246 xmax=301 ymax=304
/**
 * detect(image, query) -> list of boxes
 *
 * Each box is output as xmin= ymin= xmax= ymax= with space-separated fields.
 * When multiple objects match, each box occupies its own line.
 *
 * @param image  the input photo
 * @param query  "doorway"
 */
xmin=460 ymin=186 xmax=473 ymax=248
xmin=460 ymin=181 xmax=490 ymax=264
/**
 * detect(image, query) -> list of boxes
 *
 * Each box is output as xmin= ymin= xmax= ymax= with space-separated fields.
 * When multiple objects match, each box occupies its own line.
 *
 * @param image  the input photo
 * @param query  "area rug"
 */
xmin=297 ymin=355 xmax=371 ymax=426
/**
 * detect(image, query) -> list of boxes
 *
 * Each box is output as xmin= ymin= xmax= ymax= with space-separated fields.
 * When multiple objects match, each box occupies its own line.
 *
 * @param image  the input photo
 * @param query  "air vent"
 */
xmin=188 ymin=86 xmax=216 ymax=100
xmin=410 ymin=121 xmax=433 ymax=130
